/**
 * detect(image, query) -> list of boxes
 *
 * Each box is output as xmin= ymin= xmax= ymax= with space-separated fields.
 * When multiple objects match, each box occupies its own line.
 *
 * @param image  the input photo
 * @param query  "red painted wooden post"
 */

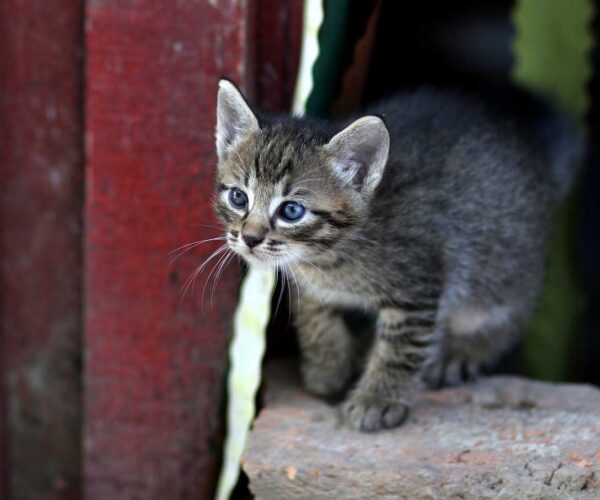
xmin=254 ymin=0 xmax=303 ymax=114
xmin=0 ymin=1 xmax=84 ymax=498
xmin=83 ymin=1 xmax=300 ymax=498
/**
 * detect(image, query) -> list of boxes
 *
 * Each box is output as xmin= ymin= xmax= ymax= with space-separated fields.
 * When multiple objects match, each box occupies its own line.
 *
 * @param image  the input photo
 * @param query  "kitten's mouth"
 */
xmin=230 ymin=243 xmax=295 ymax=268
xmin=228 ymin=243 xmax=269 ymax=265
xmin=227 ymin=234 xmax=297 ymax=267
xmin=239 ymin=250 xmax=275 ymax=267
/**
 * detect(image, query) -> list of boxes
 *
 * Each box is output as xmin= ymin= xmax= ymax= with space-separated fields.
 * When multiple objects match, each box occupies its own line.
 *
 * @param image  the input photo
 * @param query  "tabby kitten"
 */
xmin=213 ymin=79 xmax=580 ymax=432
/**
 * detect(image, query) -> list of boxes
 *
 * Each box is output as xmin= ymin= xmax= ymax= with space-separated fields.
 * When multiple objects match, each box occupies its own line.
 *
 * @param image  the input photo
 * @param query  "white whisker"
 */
xmin=285 ymin=262 xmax=301 ymax=316
xmin=291 ymin=260 xmax=325 ymax=308
xmin=283 ymin=264 xmax=293 ymax=326
xmin=288 ymin=250 xmax=328 ymax=280
xmin=273 ymin=269 xmax=286 ymax=319
xmin=184 ymin=222 xmax=224 ymax=230
xmin=201 ymin=248 xmax=232 ymax=310
xmin=209 ymin=250 xmax=236 ymax=308
xmin=168 ymin=236 xmax=227 ymax=265
xmin=180 ymin=243 xmax=229 ymax=301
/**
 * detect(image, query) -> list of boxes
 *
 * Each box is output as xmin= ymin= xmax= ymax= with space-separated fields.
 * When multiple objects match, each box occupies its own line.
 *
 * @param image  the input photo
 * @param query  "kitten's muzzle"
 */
xmin=241 ymin=217 xmax=268 ymax=249
xmin=242 ymin=233 xmax=263 ymax=249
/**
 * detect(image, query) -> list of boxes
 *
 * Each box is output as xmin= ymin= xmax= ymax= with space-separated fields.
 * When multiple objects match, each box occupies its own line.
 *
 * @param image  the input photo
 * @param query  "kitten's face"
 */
xmin=215 ymin=133 xmax=360 ymax=268
xmin=214 ymin=80 xmax=389 ymax=269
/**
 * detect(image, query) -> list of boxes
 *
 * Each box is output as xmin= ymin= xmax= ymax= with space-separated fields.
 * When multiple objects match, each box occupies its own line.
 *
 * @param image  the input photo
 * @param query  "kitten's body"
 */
xmin=214 ymin=81 xmax=580 ymax=431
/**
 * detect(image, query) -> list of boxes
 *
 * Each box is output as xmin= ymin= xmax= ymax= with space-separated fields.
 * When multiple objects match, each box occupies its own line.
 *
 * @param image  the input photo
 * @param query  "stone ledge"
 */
xmin=243 ymin=362 xmax=600 ymax=499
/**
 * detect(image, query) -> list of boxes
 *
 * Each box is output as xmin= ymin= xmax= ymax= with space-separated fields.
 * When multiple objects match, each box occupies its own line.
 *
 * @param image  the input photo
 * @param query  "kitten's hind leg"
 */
xmin=342 ymin=307 xmax=440 ymax=432
xmin=295 ymin=296 xmax=357 ymax=399
xmin=423 ymin=305 xmax=521 ymax=388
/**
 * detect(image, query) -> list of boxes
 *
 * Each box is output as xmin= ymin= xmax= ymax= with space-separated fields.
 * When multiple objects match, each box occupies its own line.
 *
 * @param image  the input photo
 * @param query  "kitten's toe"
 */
xmin=423 ymin=358 xmax=479 ymax=388
xmin=301 ymin=361 xmax=352 ymax=399
xmin=443 ymin=360 xmax=479 ymax=385
xmin=422 ymin=361 xmax=445 ymax=389
xmin=341 ymin=394 xmax=409 ymax=432
xmin=443 ymin=361 xmax=464 ymax=386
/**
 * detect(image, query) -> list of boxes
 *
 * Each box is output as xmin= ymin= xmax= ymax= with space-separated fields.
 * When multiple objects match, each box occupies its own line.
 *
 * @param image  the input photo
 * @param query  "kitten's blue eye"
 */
xmin=279 ymin=201 xmax=305 ymax=222
xmin=229 ymin=188 xmax=248 ymax=209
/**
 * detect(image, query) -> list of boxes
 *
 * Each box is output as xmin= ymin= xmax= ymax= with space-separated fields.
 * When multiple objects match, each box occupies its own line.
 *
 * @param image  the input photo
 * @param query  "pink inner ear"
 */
xmin=351 ymin=162 xmax=367 ymax=191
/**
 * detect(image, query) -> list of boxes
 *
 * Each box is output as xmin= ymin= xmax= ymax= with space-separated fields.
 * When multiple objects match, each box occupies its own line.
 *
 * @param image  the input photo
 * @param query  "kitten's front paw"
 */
xmin=341 ymin=393 xmax=409 ymax=432
xmin=301 ymin=361 xmax=352 ymax=399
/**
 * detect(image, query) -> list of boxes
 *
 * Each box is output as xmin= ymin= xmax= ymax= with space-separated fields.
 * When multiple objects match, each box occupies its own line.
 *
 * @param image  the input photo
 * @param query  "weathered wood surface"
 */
xmin=83 ymin=1 xmax=301 ymax=498
xmin=0 ymin=1 xmax=84 ymax=498
xmin=254 ymin=0 xmax=303 ymax=114
xmin=0 ymin=0 xmax=301 ymax=497
xmin=83 ymin=1 xmax=246 ymax=498
xmin=245 ymin=363 xmax=600 ymax=499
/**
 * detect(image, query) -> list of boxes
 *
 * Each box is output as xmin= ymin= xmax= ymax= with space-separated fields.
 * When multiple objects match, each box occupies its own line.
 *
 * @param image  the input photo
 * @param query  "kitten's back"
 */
xmin=368 ymin=87 xmax=581 ymax=200
xmin=363 ymin=88 xmax=572 ymax=318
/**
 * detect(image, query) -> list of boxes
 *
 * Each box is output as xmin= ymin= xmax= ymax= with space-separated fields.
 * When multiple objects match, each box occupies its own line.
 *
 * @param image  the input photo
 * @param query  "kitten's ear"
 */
xmin=216 ymin=79 xmax=259 ymax=161
xmin=324 ymin=116 xmax=389 ymax=196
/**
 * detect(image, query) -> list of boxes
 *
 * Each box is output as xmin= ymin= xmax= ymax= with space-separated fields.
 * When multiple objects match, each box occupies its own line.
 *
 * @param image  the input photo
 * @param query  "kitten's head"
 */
xmin=214 ymin=80 xmax=389 ymax=268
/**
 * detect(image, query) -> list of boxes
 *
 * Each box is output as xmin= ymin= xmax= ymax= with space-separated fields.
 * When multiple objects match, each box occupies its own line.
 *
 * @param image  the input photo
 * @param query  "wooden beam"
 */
xmin=0 ymin=1 xmax=84 ymax=498
xmin=83 ymin=1 xmax=300 ymax=497
xmin=254 ymin=0 xmax=303 ymax=114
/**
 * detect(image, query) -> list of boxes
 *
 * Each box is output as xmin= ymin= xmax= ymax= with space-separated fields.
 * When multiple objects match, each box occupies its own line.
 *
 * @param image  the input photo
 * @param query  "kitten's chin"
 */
xmin=233 ymin=249 xmax=276 ymax=268
xmin=242 ymin=254 xmax=274 ymax=268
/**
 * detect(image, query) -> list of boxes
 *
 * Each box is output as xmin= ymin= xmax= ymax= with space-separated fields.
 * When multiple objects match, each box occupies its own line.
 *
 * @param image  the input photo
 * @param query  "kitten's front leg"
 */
xmin=295 ymin=295 xmax=356 ymax=398
xmin=342 ymin=307 xmax=438 ymax=431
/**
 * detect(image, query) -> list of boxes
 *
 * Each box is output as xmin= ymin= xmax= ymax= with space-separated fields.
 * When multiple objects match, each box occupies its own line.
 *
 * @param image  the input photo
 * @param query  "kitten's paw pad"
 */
xmin=341 ymin=394 xmax=409 ymax=432
xmin=301 ymin=362 xmax=352 ymax=399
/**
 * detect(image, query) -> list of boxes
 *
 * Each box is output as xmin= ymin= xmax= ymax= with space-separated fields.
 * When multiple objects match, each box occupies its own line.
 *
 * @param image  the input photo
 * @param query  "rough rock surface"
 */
xmin=243 ymin=362 xmax=600 ymax=499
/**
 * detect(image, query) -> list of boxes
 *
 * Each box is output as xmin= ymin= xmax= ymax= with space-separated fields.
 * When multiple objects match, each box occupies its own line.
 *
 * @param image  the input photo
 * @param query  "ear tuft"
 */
xmin=324 ymin=116 xmax=390 ymax=196
xmin=216 ymin=80 xmax=259 ymax=161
